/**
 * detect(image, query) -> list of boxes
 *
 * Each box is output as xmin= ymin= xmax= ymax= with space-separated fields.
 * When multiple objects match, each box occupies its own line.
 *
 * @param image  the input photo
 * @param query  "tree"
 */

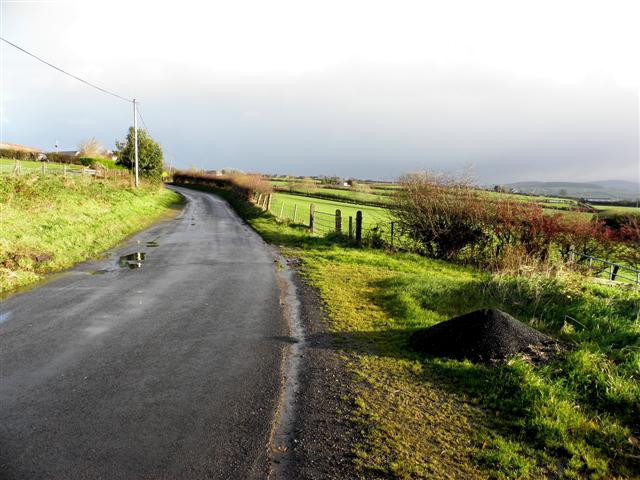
xmin=115 ymin=128 xmax=163 ymax=181
xmin=78 ymin=137 xmax=105 ymax=158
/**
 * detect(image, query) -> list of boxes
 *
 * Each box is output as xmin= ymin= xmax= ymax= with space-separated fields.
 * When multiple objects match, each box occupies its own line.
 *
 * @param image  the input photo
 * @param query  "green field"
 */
xmin=270 ymin=191 xmax=392 ymax=234
xmin=0 ymin=157 xmax=85 ymax=173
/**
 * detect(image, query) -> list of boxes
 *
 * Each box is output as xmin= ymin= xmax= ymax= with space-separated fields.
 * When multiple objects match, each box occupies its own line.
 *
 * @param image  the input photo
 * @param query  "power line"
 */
xmin=0 ymin=36 xmax=132 ymax=103
xmin=136 ymin=104 xmax=151 ymax=134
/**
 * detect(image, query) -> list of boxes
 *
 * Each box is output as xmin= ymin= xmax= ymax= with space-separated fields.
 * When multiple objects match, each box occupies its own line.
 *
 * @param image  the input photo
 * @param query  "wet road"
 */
xmin=0 ymin=186 xmax=286 ymax=479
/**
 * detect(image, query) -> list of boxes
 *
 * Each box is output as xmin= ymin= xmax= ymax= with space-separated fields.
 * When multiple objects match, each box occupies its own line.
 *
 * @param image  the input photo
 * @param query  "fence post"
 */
xmin=309 ymin=204 xmax=315 ymax=233
xmin=257 ymin=193 xmax=263 ymax=207
xmin=13 ymin=159 xmax=21 ymax=175
xmin=390 ymin=221 xmax=394 ymax=248
xmin=335 ymin=209 xmax=342 ymax=233
xmin=609 ymin=264 xmax=615 ymax=281
xmin=267 ymin=194 xmax=272 ymax=212
xmin=568 ymin=245 xmax=575 ymax=263
xmin=293 ymin=204 xmax=298 ymax=223
xmin=349 ymin=216 xmax=353 ymax=240
xmin=279 ymin=203 xmax=284 ymax=219
xmin=355 ymin=211 xmax=362 ymax=245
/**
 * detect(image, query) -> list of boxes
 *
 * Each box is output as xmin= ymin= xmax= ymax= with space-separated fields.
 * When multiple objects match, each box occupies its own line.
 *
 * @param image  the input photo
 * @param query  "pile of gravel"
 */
xmin=409 ymin=308 xmax=560 ymax=364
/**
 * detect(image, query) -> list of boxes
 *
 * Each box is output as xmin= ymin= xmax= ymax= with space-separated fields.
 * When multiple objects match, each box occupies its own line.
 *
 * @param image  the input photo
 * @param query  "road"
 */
xmin=0 ymin=186 xmax=287 ymax=479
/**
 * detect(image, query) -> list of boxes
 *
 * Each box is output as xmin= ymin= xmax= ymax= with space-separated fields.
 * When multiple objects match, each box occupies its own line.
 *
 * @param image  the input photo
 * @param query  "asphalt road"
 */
xmin=0 ymin=186 xmax=286 ymax=479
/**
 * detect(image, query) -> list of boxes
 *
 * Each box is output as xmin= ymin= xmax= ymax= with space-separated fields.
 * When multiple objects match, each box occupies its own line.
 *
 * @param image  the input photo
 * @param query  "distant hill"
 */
xmin=0 ymin=142 xmax=42 ymax=153
xmin=503 ymin=180 xmax=639 ymax=201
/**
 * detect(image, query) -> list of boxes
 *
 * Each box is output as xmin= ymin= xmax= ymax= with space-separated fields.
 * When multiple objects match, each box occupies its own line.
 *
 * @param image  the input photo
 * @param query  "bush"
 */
xmin=172 ymin=170 xmax=272 ymax=201
xmin=115 ymin=128 xmax=164 ymax=181
xmin=393 ymin=172 xmax=616 ymax=269
xmin=0 ymin=148 xmax=39 ymax=161
xmin=43 ymin=152 xmax=79 ymax=164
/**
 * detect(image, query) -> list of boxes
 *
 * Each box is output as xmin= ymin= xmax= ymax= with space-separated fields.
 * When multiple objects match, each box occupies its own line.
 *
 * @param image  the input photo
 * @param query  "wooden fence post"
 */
xmin=293 ymin=204 xmax=298 ymax=223
xmin=348 ymin=216 xmax=353 ymax=240
xmin=309 ymin=204 xmax=315 ymax=233
xmin=257 ymin=193 xmax=263 ymax=207
xmin=355 ymin=211 xmax=362 ymax=245
xmin=335 ymin=209 xmax=342 ymax=233
xmin=568 ymin=245 xmax=575 ymax=264
xmin=267 ymin=194 xmax=272 ymax=212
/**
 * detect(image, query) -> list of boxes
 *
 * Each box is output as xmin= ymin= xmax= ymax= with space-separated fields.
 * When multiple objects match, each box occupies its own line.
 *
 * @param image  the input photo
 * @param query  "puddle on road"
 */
xmin=118 ymin=252 xmax=146 ymax=269
xmin=0 ymin=310 xmax=12 ymax=324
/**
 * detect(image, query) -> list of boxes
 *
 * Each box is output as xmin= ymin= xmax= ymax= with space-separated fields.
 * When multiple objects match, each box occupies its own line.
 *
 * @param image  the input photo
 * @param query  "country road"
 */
xmin=0 ymin=186 xmax=288 ymax=479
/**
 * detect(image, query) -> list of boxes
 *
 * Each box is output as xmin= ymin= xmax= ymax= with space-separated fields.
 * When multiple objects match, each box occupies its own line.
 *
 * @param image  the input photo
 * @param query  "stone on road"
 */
xmin=0 ymin=186 xmax=286 ymax=479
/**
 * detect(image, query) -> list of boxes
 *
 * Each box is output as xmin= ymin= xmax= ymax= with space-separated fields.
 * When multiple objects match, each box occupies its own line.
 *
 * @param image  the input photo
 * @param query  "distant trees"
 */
xmin=115 ymin=128 xmax=163 ymax=182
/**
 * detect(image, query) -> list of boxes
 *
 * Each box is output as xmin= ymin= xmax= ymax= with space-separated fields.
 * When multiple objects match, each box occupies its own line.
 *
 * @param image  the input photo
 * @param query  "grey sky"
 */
xmin=1 ymin=0 xmax=638 ymax=183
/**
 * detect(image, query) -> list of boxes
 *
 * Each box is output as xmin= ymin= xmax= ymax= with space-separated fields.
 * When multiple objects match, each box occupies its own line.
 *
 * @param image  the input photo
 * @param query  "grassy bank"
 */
xmin=0 ymin=174 xmax=182 ymax=293
xmin=191 ymin=184 xmax=640 ymax=479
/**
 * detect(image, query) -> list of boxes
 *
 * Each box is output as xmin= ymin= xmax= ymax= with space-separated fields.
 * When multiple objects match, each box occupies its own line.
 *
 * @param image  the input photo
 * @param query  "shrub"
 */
xmin=43 ymin=152 xmax=79 ymax=164
xmin=115 ymin=128 xmax=164 ymax=181
xmin=393 ymin=172 xmax=617 ymax=270
xmin=0 ymin=148 xmax=39 ymax=161
xmin=171 ymin=170 xmax=272 ymax=201
xmin=393 ymin=173 xmax=489 ymax=259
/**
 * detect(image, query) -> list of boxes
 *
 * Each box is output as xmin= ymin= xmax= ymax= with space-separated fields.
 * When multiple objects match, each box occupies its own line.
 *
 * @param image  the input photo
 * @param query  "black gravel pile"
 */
xmin=409 ymin=308 xmax=559 ymax=364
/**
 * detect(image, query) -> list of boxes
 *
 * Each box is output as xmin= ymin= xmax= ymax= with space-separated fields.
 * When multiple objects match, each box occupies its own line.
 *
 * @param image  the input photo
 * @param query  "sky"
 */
xmin=1 ymin=0 xmax=638 ymax=184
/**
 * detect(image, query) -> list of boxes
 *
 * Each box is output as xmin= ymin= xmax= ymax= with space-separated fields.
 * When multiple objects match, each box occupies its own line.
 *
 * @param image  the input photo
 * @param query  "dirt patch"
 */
xmin=409 ymin=308 xmax=563 ymax=364
xmin=278 ymin=263 xmax=361 ymax=480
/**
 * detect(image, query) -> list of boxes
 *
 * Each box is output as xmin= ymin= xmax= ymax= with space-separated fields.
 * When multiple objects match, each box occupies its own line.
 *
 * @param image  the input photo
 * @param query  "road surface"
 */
xmin=0 ymin=186 xmax=286 ymax=479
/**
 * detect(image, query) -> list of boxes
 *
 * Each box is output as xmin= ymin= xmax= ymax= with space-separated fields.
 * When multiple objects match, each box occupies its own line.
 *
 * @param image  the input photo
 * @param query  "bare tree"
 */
xmin=77 ymin=137 xmax=105 ymax=158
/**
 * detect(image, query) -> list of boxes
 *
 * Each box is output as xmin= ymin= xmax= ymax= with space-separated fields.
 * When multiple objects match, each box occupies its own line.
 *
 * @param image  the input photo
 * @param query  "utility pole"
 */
xmin=133 ymin=99 xmax=139 ymax=188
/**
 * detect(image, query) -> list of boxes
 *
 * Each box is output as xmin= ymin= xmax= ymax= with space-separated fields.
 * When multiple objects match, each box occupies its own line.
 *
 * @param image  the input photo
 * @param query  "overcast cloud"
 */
xmin=1 ymin=0 xmax=638 ymax=183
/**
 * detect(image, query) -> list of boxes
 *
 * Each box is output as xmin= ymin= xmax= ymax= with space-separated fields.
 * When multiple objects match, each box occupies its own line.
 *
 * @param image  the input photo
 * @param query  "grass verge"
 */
xmin=1 ymin=174 xmax=182 ymax=293
xmin=179 ymin=184 xmax=640 ymax=479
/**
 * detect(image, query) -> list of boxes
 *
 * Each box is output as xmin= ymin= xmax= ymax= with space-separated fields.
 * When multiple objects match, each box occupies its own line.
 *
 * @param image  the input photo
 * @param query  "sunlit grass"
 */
xmin=182 ymin=184 xmax=640 ymax=479
xmin=0 ymin=174 xmax=182 ymax=292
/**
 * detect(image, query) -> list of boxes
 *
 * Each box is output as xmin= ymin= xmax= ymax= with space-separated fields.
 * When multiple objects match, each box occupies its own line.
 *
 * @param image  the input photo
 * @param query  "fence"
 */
xmin=254 ymin=193 xmax=404 ymax=247
xmin=256 ymin=193 xmax=639 ymax=287
xmin=571 ymin=251 xmax=640 ymax=285
xmin=0 ymin=159 xmax=128 ymax=179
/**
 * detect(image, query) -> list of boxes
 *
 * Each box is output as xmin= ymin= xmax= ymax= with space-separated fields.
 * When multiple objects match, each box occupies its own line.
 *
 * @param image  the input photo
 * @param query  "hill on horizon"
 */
xmin=503 ymin=179 xmax=639 ymax=200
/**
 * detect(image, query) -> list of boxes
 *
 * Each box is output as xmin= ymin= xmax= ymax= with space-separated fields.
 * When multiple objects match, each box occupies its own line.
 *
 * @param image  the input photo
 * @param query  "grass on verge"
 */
xmin=180 ymin=185 xmax=640 ymax=479
xmin=0 ymin=174 xmax=182 ymax=293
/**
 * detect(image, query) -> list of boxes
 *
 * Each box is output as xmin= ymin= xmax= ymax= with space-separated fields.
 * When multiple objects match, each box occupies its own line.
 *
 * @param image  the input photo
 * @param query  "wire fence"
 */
xmin=0 ymin=159 xmax=129 ymax=179
xmin=572 ymin=251 xmax=640 ymax=285
xmin=256 ymin=192 xmax=638 ymax=288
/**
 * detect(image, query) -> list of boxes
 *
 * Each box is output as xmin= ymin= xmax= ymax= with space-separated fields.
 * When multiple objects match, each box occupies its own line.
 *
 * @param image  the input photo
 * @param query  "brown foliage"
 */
xmin=171 ymin=170 xmax=272 ymax=201
xmin=393 ymin=172 xmax=616 ymax=269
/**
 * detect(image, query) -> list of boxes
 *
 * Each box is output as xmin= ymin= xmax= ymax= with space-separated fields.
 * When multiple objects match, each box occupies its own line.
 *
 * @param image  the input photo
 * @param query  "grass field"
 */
xmin=270 ymin=191 xmax=392 ymax=233
xmin=201 ymin=185 xmax=640 ymax=479
xmin=0 ymin=157 xmax=86 ymax=173
xmin=0 ymin=174 xmax=182 ymax=293
xmin=0 ymin=157 xmax=128 ymax=174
